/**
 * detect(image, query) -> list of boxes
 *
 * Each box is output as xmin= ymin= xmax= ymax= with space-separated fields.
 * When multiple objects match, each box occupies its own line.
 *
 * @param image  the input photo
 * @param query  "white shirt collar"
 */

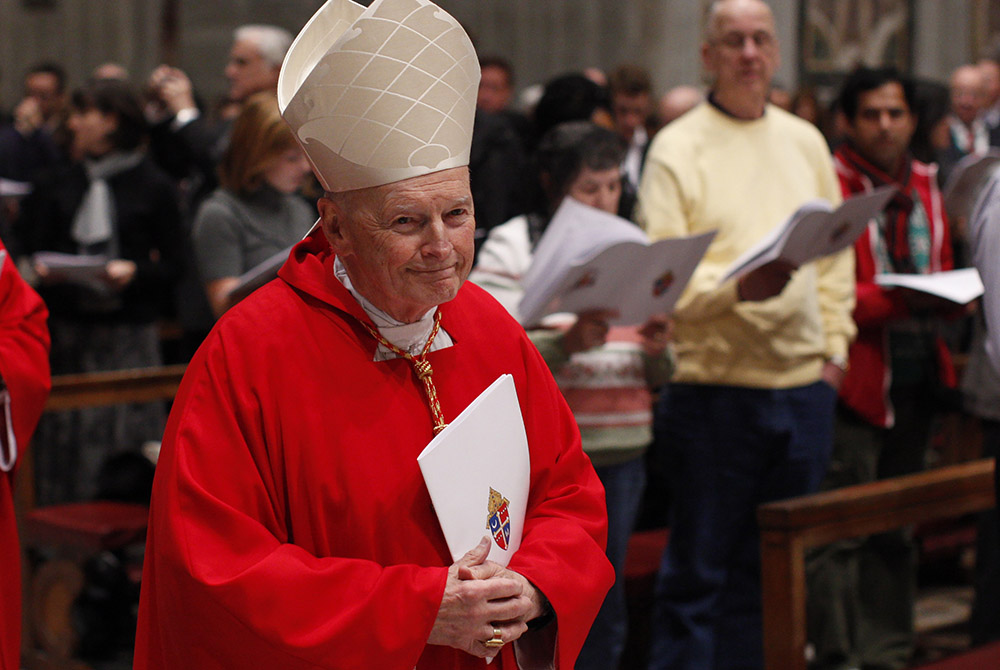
xmin=333 ymin=256 xmax=453 ymax=360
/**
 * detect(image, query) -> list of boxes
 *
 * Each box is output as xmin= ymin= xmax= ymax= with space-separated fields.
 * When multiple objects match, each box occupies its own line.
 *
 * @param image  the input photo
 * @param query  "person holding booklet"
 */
xmin=134 ymin=2 xmax=613 ymax=669
xmin=471 ymin=120 xmax=673 ymax=670
xmin=192 ymin=91 xmax=314 ymax=317
xmin=807 ymin=66 xmax=961 ymax=670
xmin=634 ymin=2 xmax=856 ymax=668
xmin=15 ymin=78 xmax=183 ymax=504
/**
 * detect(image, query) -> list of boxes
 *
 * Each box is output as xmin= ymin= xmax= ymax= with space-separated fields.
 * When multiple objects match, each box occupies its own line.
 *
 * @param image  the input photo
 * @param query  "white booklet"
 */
xmin=228 ymin=220 xmax=321 ymax=304
xmin=32 ymin=251 xmax=109 ymax=282
xmin=417 ymin=374 xmax=529 ymax=567
xmin=518 ymin=197 xmax=715 ymax=327
xmin=720 ymin=186 xmax=897 ymax=284
xmin=228 ymin=246 xmax=294 ymax=304
xmin=942 ymin=150 xmax=1000 ymax=221
xmin=0 ymin=178 xmax=31 ymax=197
xmin=875 ymin=268 xmax=985 ymax=305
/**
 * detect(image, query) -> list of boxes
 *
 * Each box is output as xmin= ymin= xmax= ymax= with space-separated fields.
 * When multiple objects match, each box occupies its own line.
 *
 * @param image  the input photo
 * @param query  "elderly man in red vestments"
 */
xmin=0 ymin=239 xmax=51 ymax=670
xmin=133 ymin=1 xmax=613 ymax=669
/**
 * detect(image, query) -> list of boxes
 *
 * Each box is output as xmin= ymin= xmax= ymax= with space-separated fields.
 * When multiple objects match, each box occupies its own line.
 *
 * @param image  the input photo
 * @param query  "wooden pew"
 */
xmin=16 ymin=365 xmax=186 ymax=670
xmin=757 ymin=458 xmax=996 ymax=670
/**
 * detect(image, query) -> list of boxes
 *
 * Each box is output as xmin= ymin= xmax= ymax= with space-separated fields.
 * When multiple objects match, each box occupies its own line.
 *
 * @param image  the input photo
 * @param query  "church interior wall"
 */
xmin=0 ymin=1 xmax=996 ymax=125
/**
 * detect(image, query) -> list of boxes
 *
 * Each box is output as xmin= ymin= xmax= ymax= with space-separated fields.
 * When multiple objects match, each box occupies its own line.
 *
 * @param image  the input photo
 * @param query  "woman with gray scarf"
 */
xmin=15 ymin=78 xmax=183 ymax=504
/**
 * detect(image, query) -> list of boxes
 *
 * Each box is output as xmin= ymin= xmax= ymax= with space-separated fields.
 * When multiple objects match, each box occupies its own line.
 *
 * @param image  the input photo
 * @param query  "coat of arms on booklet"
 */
xmin=417 ymin=374 xmax=529 ymax=566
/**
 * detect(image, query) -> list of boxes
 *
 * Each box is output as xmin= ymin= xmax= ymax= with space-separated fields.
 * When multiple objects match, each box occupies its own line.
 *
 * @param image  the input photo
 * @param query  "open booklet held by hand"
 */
xmin=518 ymin=197 xmax=715 ymax=327
xmin=720 ymin=186 xmax=897 ymax=285
xmin=417 ymin=374 xmax=529 ymax=567
xmin=875 ymin=268 xmax=985 ymax=305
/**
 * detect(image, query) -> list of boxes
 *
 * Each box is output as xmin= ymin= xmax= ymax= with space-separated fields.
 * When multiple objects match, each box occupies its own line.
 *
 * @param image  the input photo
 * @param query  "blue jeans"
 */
xmin=576 ymin=457 xmax=647 ymax=670
xmin=647 ymin=382 xmax=835 ymax=670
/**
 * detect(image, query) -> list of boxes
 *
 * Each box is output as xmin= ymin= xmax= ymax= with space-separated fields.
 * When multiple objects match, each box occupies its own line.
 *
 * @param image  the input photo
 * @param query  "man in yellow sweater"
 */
xmin=635 ymin=2 xmax=856 ymax=669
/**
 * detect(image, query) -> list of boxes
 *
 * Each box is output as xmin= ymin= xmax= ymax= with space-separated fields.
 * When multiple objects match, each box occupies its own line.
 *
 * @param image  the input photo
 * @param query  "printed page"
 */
xmin=720 ymin=186 xmax=896 ymax=284
xmin=538 ymin=231 xmax=716 ymax=325
xmin=875 ymin=268 xmax=985 ymax=304
xmin=520 ymin=197 xmax=648 ymax=323
xmin=417 ymin=374 xmax=529 ymax=567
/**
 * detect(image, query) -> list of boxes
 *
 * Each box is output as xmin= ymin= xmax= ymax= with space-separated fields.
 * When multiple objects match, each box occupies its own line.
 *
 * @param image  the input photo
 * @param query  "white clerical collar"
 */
xmin=333 ymin=256 xmax=453 ymax=361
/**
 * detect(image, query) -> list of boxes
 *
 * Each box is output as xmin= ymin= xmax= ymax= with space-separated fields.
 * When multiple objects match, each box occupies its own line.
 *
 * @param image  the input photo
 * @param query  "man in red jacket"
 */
xmin=0 ymin=239 xmax=51 ymax=670
xmin=807 ymin=65 xmax=958 ymax=670
xmin=134 ymin=1 xmax=613 ymax=669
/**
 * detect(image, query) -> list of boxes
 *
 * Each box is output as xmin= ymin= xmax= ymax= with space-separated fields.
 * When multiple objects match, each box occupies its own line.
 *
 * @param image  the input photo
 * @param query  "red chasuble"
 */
xmin=0 ymin=241 xmax=50 ymax=670
xmin=134 ymin=230 xmax=613 ymax=670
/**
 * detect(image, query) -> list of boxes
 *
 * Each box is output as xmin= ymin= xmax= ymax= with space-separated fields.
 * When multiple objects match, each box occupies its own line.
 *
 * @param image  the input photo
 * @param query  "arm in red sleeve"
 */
xmin=0 ymin=245 xmax=51 ymax=469
xmin=136 ymin=341 xmax=450 ymax=670
xmin=0 ymin=242 xmax=49 ymax=670
xmin=853 ymin=281 xmax=911 ymax=328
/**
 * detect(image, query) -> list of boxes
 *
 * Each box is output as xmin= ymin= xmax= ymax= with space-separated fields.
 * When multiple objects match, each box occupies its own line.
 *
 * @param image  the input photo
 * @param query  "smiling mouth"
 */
xmin=412 ymin=266 xmax=457 ymax=277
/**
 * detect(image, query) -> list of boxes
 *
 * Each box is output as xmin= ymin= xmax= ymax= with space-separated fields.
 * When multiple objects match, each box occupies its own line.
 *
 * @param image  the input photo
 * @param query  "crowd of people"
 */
xmin=1 ymin=0 xmax=999 ymax=669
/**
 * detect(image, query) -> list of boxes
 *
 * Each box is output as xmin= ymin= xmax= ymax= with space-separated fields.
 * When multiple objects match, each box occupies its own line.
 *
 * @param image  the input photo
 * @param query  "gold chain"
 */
xmin=361 ymin=310 xmax=448 ymax=435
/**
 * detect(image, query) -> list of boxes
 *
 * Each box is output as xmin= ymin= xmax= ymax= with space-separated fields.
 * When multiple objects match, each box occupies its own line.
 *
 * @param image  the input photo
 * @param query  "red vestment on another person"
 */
xmin=0 ymin=240 xmax=51 ymax=670
xmin=134 ymin=230 xmax=613 ymax=670
xmin=833 ymin=145 xmax=955 ymax=427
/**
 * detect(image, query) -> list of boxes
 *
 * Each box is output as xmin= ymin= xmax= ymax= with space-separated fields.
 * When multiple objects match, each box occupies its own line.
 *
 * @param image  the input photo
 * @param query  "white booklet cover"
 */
xmin=32 ymin=251 xmax=109 ymax=282
xmin=519 ymin=197 xmax=715 ymax=327
xmin=0 ymin=178 xmax=31 ymax=197
xmin=417 ymin=374 xmax=529 ymax=567
xmin=720 ymin=186 xmax=897 ymax=285
xmin=875 ymin=268 xmax=985 ymax=305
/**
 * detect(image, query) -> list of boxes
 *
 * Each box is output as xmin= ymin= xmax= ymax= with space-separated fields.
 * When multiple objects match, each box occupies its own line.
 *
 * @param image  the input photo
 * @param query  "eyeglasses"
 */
xmin=713 ymin=31 xmax=776 ymax=51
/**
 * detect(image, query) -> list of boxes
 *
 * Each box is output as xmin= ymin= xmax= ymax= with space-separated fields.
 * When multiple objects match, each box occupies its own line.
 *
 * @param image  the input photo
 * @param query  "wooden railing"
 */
xmin=43 ymin=364 xmax=187 ymax=411
xmin=17 ymin=365 xmax=187 ymax=670
xmin=757 ymin=458 xmax=996 ymax=670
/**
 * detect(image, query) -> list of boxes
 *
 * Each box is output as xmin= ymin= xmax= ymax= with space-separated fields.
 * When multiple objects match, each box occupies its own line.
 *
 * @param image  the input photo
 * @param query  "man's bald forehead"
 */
xmin=705 ymin=0 xmax=775 ymax=39
xmin=324 ymin=167 xmax=472 ymax=222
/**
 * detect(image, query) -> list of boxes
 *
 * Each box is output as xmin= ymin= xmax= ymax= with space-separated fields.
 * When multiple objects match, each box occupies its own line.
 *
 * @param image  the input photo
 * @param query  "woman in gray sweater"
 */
xmin=193 ymin=91 xmax=314 ymax=317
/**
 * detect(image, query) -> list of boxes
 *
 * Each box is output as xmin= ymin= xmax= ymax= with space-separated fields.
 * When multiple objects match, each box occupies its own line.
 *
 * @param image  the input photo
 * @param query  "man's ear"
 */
xmin=317 ymin=196 xmax=350 ymax=256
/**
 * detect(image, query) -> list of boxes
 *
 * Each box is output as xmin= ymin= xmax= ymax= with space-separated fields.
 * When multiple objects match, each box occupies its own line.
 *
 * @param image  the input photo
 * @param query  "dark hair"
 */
xmin=837 ymin=65 xmax=915 ymax=121
xmin=71 ymin=79 xmax=147 ymax=151
xmin=26 ymin=61 xmax=67 ymax=93
xmin=608 ymin=63 xmax=652 ymax=98
xmin=535 ymin=120 xmax=625 ymax=208
xmin=910 ymin=78 xmax=951 ymax=164
xmin=479 ymin=55 xmax=514 ymax=86
xmin=533 ymin=73 xmax=611 ymax=139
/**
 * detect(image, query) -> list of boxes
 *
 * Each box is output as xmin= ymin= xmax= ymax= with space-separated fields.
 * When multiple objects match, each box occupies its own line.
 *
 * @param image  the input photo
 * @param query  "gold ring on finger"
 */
xmin=483 ymin=627 xmax=504 ymax=649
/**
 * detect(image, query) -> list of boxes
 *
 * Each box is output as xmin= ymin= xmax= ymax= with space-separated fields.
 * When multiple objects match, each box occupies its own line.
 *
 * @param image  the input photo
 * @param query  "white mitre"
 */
xmin=278 ymin=0 xmax=480 ymax=193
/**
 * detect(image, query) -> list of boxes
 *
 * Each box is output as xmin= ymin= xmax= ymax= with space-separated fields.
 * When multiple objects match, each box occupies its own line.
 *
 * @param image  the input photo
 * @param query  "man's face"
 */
xmin=477 ymin=65 xmax=512 ymax=114
xmin=702 ymin=0 xmax=779 ymax=107
xmin=845 ymin=81 xmax=915 ymax=175
xmin=612 ymin=91 xmax=651 ymax=142
xmin=950 ymin=66 xmax=985 ymax=126
xmin=225 ymin=39 xmax=279 ymax=103
xmin=320 ymin=167 xmax=475 ymax=323
xmin=24 ymin=72 xmax=63 ymax=122
xmin=979 ymin=60 xmax=1000 ymax=109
